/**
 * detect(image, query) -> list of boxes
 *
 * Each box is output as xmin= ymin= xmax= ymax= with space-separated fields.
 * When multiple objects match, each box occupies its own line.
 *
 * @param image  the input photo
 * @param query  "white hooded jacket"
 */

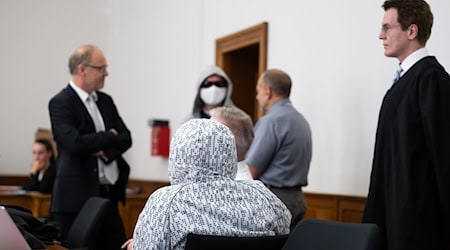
xmin=132 ymin=119 xmax=291 ymax=250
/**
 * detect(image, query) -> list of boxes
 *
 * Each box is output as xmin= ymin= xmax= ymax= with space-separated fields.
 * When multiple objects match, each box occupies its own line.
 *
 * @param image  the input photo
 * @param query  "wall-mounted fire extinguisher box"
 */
xmin=149 ymin=119 xmax=170 ymax=157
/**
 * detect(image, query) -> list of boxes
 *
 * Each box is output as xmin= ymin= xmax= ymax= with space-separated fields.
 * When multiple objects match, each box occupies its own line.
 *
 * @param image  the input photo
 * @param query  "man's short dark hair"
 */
xmin=262 ymin=69 xmax=292 ymax=98
xmin=383 ymin=0 xmax=433 ymax=46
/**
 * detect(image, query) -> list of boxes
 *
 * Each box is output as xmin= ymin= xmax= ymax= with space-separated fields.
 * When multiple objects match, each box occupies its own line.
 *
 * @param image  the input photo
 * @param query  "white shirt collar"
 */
xmin=69 ymin=81 xmax=97 ymax=102
xmin=399 ymin=48 xmax=430 ymax=76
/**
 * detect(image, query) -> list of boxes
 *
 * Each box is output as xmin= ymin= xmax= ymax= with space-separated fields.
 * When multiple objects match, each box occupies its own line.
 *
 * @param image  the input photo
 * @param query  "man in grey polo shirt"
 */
xmin=246 ymin=68 xmax=312 ymax=230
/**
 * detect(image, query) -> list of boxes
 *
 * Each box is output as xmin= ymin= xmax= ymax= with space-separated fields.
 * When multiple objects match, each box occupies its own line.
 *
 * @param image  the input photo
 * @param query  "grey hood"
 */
xmin=169 ymin=118 xmax=238 ymax=185
xmin=191 ymin=65 xmax=235 ymax=118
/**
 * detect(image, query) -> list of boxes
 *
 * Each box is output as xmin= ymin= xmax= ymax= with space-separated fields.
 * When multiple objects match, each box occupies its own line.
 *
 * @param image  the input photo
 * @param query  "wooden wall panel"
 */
xmin=304 ymin=194 xmax=338 ymax=221
xmin=119 ymin=193 xmax=150 ymax=238
xmin=1 ymin=176 xmax=367 ymax=239
xmin=127 ymin=179 xmax=169 ymax=194
xmin=0 ymin=175 xmax=28 ymax=186
xmin=304 ymin=192 xmax=366 ymax=223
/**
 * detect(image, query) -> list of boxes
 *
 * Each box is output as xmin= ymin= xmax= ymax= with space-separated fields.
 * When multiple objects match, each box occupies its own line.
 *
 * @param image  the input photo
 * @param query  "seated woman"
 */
xmin=131 ymin=119 xmax=291 ymax=250
xmin=22 ymin=139 xmax=56 ymax=194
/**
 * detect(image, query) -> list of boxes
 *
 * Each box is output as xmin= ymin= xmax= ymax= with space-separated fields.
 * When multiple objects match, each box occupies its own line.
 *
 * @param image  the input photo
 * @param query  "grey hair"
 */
xmin=68 ymin=44 xmax=96 ymax=75
xmin=210 ymin=107 xmax=254 ymax=160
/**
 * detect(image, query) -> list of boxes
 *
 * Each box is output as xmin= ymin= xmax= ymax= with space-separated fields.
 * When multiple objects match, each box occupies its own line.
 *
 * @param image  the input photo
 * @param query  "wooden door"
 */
xmin=215 ymin=22 xmax=268 ymax=123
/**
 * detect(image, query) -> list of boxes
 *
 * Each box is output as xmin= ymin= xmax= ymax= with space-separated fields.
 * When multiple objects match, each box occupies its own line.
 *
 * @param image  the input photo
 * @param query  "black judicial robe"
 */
xmin=363 ymin=56 xmax=450 ymax=250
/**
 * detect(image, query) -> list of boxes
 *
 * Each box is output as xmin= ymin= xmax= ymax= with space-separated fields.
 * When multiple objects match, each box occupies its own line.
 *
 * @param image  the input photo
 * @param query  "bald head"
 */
xmin=261 ymin=69 xmax=292 ymax=98
xmin=68 ymin=44 xmax=108 ymax=94
xmin=68 ymin=44 xmax=98 ymax=75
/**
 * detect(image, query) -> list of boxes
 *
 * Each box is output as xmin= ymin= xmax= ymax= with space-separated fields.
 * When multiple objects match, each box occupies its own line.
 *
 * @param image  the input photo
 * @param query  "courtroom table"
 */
xmin=0 ymin=189 xmax=51 ymax=217
xmin=0 ymin=188 xmax=150 ymax=238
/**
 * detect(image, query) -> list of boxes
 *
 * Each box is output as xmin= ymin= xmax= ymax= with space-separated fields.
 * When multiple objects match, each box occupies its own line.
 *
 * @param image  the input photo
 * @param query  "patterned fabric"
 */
xmin=132 ymin=119 xmax=291 ymax=250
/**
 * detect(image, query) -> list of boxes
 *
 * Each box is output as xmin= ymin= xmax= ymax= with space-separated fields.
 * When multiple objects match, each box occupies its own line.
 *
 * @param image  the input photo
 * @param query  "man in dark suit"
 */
xmin=49 ymin=44 xmax=132 ymax=249
xmin=363 ymin=1 xmax=450 ymax=250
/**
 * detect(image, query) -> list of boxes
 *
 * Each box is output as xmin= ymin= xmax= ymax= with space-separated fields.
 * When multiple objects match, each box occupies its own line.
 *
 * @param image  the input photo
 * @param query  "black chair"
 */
xmin=282 ymin=219 xmax=379 ymax=250
xmin=185 ymin=233 xmax=289 ymax=250
xmin=64 ymin=197 xmax=110 ymax=250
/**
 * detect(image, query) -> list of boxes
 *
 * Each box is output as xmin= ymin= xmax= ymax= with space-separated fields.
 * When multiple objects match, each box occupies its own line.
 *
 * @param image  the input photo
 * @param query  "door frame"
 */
xmin=215 ymin=22 xmax=268 ymax=120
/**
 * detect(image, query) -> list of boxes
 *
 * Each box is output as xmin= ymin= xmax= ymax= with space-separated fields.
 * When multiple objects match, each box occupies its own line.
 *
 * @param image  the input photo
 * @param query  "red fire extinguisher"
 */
xmin=149 ymin=119 xmax=170 ymax=157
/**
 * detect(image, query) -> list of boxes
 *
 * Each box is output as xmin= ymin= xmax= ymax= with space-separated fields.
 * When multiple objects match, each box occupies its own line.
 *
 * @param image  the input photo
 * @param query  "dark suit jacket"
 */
xmin=22 ymin=162 xmax=56 ymax=194
xmin=49 ymin=84 xmax=132 ymax=213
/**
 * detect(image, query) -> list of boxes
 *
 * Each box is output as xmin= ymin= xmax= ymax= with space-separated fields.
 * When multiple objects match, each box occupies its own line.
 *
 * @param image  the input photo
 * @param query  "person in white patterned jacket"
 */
xmin=129 ymin=118 xmax=291 ymax=250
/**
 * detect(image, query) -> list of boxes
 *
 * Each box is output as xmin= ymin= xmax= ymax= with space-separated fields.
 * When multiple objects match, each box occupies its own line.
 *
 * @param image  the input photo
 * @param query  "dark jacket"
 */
xmin=49 ymin=84 xmax=132 ymax=213
xmin=22 ymin=163 xmax=56 ymax=194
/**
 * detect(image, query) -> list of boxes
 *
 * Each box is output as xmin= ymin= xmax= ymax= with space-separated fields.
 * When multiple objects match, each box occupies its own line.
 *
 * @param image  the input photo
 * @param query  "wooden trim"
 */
xmin=0 ymin=175 xmax=28 ymax=186
xmin=216 ymin=22 xmax=268 ymax=70
xmin=1 ymin=176 xmax=367 ymax=236
xmin=0 ymin=175 xmax=170 ymax=194
xmin=304 ymin=193 xmax=338 ymax=221
xmin=127 ymin=179 xmax=169 ymax=194
xmin=215 ymin=22 xmax=268 ymax=121
xmin=304 ymin=192 xmax=366 ymax=223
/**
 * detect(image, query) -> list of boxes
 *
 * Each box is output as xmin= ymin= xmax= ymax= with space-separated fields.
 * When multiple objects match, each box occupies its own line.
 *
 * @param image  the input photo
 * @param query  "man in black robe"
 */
xmin=363 ymin=1 xmax=450 ymax=250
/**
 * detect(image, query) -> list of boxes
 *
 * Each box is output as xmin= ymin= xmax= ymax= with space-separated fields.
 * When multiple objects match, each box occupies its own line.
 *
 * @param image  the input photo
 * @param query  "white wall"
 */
xmin=0 ymin=0 xmax=114 ymax=174
xmin=1 ymin=0 xmax=449 ymax=196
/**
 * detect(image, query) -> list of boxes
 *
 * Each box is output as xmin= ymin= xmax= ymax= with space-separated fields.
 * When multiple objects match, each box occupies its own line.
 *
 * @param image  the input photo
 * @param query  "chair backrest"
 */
xmin=282 ymin=219 xmax=379 ymax=250
xmin=185 ymin=233 xmax=289 ymax=250
xmin=64 ymin=197 xmax=110 ymax=250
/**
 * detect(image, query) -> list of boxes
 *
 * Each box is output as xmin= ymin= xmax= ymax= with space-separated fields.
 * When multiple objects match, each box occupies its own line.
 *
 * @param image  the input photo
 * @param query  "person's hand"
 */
xmin=121 ymin=238 xmax=133 ymax=250
xmin=109 ymin=128 xmax=118 ymax=135
xmin=93 ymin=150 xmax=105 ymax=157
xmin=31 ymin=160 xmax=46 ymax=175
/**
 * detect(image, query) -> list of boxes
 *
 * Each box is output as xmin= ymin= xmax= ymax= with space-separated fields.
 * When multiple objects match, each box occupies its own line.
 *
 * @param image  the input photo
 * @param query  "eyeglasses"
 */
xmin=84 ymin=64 xmax=108 ymax=72
xmin=380 ymin=24 xmax=402 ymax=34
xmin=202 ymin=81 xmax=228 ymax=88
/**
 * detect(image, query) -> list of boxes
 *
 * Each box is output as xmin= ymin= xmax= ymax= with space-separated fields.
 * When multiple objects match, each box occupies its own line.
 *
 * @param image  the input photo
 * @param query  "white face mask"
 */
xmin=200 ymin=86 xmax=227 ymax=106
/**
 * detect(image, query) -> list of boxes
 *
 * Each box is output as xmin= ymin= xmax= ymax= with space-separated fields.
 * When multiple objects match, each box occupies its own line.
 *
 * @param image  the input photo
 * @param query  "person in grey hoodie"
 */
xmin=190 ymin=65 xmax=235 ymax=119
